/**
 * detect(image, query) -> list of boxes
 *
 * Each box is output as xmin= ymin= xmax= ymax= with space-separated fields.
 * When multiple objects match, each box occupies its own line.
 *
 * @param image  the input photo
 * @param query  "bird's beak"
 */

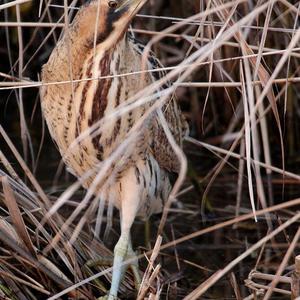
xmin=116 ymin=0 xmax=147 ymax=14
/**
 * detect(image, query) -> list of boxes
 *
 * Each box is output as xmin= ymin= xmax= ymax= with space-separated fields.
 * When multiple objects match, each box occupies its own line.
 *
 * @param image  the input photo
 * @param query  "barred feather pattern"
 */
xmin=41 ymin=22 xmax=187 ymax=217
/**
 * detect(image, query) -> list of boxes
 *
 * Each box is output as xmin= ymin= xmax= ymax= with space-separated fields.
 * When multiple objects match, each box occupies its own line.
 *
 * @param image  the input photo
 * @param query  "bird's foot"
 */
xmin=126 ymin=244 xmax=142 ymax=290
xmin=128 ymin=255 xmax=141 ymax=291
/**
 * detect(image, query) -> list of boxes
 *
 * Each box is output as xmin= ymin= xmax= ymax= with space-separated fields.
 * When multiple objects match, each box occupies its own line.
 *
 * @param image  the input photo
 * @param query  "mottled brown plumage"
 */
xmin=41 ymin=0 xmax=188 ymax=298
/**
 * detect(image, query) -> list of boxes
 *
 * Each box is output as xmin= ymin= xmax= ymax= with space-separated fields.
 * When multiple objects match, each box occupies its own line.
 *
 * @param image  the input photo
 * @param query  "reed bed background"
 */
xmin=1 ymin=0 xmax=300 ymax=299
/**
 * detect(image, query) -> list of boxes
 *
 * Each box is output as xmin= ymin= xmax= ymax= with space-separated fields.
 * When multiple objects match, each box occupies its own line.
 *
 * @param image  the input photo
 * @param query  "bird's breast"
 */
xmin=41 ymin=40 xmax=153 ymax=186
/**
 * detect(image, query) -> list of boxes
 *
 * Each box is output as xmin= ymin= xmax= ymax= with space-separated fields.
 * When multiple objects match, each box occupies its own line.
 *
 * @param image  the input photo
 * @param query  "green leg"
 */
xmin=95 ymin=236 xmax=141 ymax=300
xmin=127 ymin=236 xmax=141 ymax=290
xmin=99 ymin=170 xmax=141 ymax=299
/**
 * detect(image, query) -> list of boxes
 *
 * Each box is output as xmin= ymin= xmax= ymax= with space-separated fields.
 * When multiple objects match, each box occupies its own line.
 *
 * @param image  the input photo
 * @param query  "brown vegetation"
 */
xmin=1 ymin=0 xmax=300 ymax=299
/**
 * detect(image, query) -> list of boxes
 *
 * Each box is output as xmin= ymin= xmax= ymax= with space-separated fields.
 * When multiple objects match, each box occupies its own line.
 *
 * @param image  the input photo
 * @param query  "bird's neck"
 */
xmin=66 ymin=6 xmax=128 ymax=75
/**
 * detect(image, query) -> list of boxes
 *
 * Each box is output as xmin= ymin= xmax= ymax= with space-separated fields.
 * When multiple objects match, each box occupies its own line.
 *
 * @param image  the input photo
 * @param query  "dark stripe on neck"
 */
xmin=88 ymin=50 xmax=113 ymax=160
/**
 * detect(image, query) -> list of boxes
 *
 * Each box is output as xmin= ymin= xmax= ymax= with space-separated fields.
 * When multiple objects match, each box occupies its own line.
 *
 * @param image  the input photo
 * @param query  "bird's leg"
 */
xmin=108 ymin=229 xmax=130 ymax=300
xmin=105 ymin=173 xmax=141 ymax=300
xmin=109 ymin=234 xmax=141 ymax=294
xmin=127 ymin=235 xmax=141 ymax=290
xmin=98 ymin=226 xmax=132 ymax=300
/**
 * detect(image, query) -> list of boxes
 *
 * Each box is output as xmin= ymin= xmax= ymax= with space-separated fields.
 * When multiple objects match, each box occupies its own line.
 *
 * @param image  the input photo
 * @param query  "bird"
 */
xmin=41 ymin=0 xmax=188 ymax=299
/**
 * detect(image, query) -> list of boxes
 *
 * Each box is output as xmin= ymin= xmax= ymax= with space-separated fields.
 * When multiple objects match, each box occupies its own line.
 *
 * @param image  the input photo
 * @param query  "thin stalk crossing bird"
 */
xmin=41 ymin=0 xmax=188 ymax=298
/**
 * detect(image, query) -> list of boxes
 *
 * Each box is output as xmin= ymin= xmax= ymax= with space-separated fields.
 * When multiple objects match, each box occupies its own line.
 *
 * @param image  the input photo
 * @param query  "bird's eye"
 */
xmin=108 ymin=0 xmax=118 ymax=9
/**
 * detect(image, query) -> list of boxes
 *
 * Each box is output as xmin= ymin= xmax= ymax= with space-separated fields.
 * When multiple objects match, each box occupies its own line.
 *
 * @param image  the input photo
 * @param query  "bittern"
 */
xmin=41 ymin=0 xmax=188 ymax=298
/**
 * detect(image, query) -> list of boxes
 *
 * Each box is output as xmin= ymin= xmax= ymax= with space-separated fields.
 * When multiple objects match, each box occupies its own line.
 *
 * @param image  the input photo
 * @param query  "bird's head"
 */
xmin=73 ymin=0 xmax=147 ymax=47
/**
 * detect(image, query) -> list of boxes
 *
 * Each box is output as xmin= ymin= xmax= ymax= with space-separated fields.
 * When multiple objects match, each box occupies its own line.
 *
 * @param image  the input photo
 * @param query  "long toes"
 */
xmin=130 ymin=263 xmax=141 ymax=290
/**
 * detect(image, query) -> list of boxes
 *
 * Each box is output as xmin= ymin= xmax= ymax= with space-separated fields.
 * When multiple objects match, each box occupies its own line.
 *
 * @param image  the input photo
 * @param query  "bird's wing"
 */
xmin=151 ymin=96 xmax=189 ymax=173
xmin=130 ymin=36 xmax=189 ymax=173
